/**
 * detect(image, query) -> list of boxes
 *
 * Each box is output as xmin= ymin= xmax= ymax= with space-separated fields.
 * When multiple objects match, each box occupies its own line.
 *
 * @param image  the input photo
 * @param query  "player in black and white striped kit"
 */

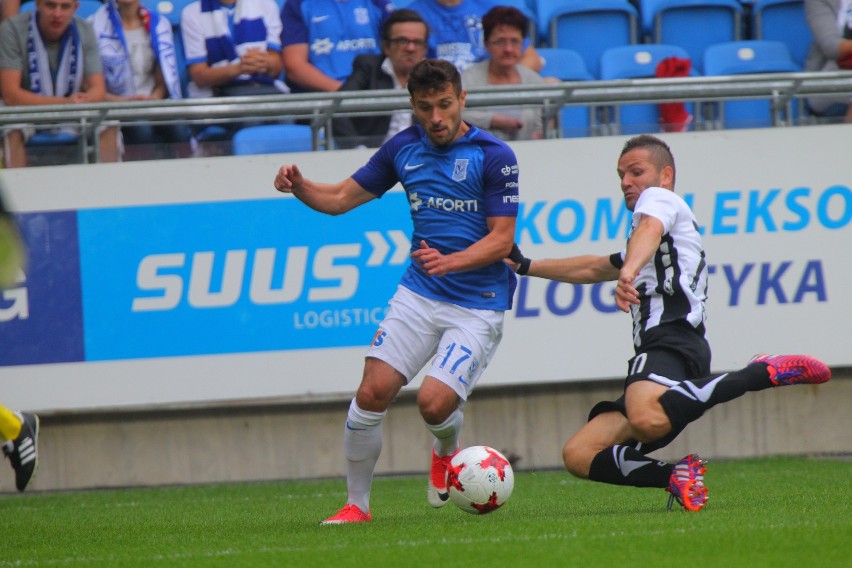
xmin=507 ymin=135 xmax=831 ymax=511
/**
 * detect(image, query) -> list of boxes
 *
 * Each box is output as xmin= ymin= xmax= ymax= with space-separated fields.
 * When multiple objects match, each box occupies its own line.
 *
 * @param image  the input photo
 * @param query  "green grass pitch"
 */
xmin=1 ymin=456 xmax=849 ymax=567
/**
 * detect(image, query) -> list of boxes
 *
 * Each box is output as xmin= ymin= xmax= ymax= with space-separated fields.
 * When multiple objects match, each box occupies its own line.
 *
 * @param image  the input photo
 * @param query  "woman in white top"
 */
xmin=460 ymin=5 xmax=545 ymax=141
xmin=90 ymin=0 xmax=191 ymax=158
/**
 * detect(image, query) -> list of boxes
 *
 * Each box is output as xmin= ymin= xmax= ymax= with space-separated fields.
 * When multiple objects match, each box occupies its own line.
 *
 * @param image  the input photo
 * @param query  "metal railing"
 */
xmin=2 ymin=70 xmax=851 ymax=162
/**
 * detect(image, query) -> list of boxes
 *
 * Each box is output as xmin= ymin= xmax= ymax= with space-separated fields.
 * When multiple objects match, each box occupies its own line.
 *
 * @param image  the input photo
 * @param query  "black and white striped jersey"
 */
xmin=615 ymin=187 xmax=709 ymax=348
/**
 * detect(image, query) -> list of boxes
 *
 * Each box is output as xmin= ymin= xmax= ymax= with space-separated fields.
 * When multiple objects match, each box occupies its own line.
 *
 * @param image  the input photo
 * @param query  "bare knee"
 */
xmin=628 ymin=408 xmax=671 ymax=443
xmin=417 ymin=390 xmax=457 ymax=424
xmin=355 ymin=385 xmax=392 ymax=412
xmin=562 ymin=438 xmax=598 ymax=479
xmin=354 ymin=359 xmax=404 ymax=412
xmin=417 ymin=378 xmax=458 ymax=425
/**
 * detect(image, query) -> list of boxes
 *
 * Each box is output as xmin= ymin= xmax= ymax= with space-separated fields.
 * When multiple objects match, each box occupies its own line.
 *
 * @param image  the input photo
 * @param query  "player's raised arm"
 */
xmin=274 ymin=164 xmax=376 ymax=215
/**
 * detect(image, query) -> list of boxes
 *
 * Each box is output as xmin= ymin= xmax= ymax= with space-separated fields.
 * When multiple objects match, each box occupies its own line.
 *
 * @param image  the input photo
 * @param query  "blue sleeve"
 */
xmin=481 ymin=140 xmax=520 ymax=217
xmin=281 ymin=0 xmax=308 ymax=47
xmin=351 ymin=137 xmax=405 ymax=197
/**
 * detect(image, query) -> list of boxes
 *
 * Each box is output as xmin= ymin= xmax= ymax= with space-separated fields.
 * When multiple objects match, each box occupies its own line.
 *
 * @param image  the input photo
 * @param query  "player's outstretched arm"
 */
xmin=505 ymin=244 xmax=618 ymax=284
xmin=274 ymin=164 xmax=375 ymax=215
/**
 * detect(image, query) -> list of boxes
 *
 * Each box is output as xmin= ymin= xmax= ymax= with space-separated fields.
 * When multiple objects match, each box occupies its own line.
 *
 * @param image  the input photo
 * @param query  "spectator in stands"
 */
xmin=407 ymin=0 xmax=541 ymax=72
xmin=90 ymin=0 xmax=191 ymax=160
xmin=334 ymin=9 xmax=428 ymax=149
xmin=281 ymin=0 xmax=394 ymax=93
xmin=0 ymin=0 xmax=119 ymax=168
xmin=1 ymin=0 xmax=21 ymax=22
xmin=805 ymin=0 xmax=852 ymax=122
xmin=460 ymin=5 xmax=544 ymax=141
xmin=180 ymin=0 xmax=286 ymax=154
xmin=181 ymin=0 xmax=285 ymax=99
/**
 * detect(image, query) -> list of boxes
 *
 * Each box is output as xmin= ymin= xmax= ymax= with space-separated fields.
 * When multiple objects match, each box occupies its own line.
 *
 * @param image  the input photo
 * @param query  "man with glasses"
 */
xmin=334 ymin=9 xmax=429 ymax=148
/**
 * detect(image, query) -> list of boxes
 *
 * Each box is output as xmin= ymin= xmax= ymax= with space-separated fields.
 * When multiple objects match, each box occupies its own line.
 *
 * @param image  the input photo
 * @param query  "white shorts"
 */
xmin=366 ymin=285 xmax=504 ymax=401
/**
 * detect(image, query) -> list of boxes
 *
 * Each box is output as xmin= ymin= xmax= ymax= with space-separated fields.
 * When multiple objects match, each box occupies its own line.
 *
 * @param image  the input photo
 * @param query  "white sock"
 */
xmin=426 ymin=408 xmax=463 ymax=456
xmin=343 ymin=398 xmax=385 ymax=513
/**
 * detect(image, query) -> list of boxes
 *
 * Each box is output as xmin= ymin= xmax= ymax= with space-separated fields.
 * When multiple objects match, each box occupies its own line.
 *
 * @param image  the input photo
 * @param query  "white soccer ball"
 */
xmin=447 ymin=445 xmax=514 ymax=515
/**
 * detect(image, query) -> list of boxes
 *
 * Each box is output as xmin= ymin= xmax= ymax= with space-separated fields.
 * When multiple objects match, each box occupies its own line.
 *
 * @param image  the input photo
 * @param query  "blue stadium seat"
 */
xmin=23 ymin=129 xmax=85 ymax=166
xmin=600 ymin=44 xmax=696 ymax=134
xmin=638 ymin=0 xmax=743 ymax=73
xmin=26 ymin=130 xmax=79 ymax=148
xmin=750 ymin=0 xmax=811 ymax=69
xmin=703 ymin=40 xmax=801 ymax=128
xmin=537 ymin=48 xmax=594 ymax=138
xmin=232 ymin=124 xmax=324 ymax=155
xmin=535 ymin=0 xmax=639 ymax=79
xmin=538 ymin=48 xmax=594 ymax=81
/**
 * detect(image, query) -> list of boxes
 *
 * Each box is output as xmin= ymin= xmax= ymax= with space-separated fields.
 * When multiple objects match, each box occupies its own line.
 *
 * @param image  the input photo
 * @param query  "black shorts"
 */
xmin=588 ymin=321 xmax=711 ymax=421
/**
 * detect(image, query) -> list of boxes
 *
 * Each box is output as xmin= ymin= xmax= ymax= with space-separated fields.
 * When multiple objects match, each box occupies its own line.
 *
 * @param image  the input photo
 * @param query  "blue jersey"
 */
xmin=281 ymin=0 xmax=393 ymax=90
xmin=407 ymin=0 xmax=499 ymax=71
xmin=352 ymin=124 xmax=520 ymax=311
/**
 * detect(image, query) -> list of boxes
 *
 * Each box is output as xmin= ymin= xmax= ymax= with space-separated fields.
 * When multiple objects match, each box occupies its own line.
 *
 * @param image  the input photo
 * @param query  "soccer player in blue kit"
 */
xmin=274 ymin=58 xmax=520 ymax=524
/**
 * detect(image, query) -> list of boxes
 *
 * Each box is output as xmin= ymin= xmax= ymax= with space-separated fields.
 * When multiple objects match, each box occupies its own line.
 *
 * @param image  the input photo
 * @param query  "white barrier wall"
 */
xmin=0 ymin=125 xmax=849 ymax=412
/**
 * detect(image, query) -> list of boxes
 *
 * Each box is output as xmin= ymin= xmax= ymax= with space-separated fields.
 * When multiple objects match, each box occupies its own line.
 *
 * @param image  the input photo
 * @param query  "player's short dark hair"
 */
xmin=408 ymin=59 xmax=462 ymax=98
xmin=482 ymin=5 xmax=529 ymax=40
xmin=621 ymin=134 xmax=676 ymax=175
xmin=381 ymin=8 xmax=429 ymax=42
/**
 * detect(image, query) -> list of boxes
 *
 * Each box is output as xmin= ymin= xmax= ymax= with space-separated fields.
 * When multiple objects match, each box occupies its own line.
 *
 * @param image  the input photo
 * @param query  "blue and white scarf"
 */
xmin=199 ymin=0 xmax=272 ymax=85
xmin=90 ymin=0 xmax=182 ymax=98
xmin=26 ymin=11 xmax=83 ymax=96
